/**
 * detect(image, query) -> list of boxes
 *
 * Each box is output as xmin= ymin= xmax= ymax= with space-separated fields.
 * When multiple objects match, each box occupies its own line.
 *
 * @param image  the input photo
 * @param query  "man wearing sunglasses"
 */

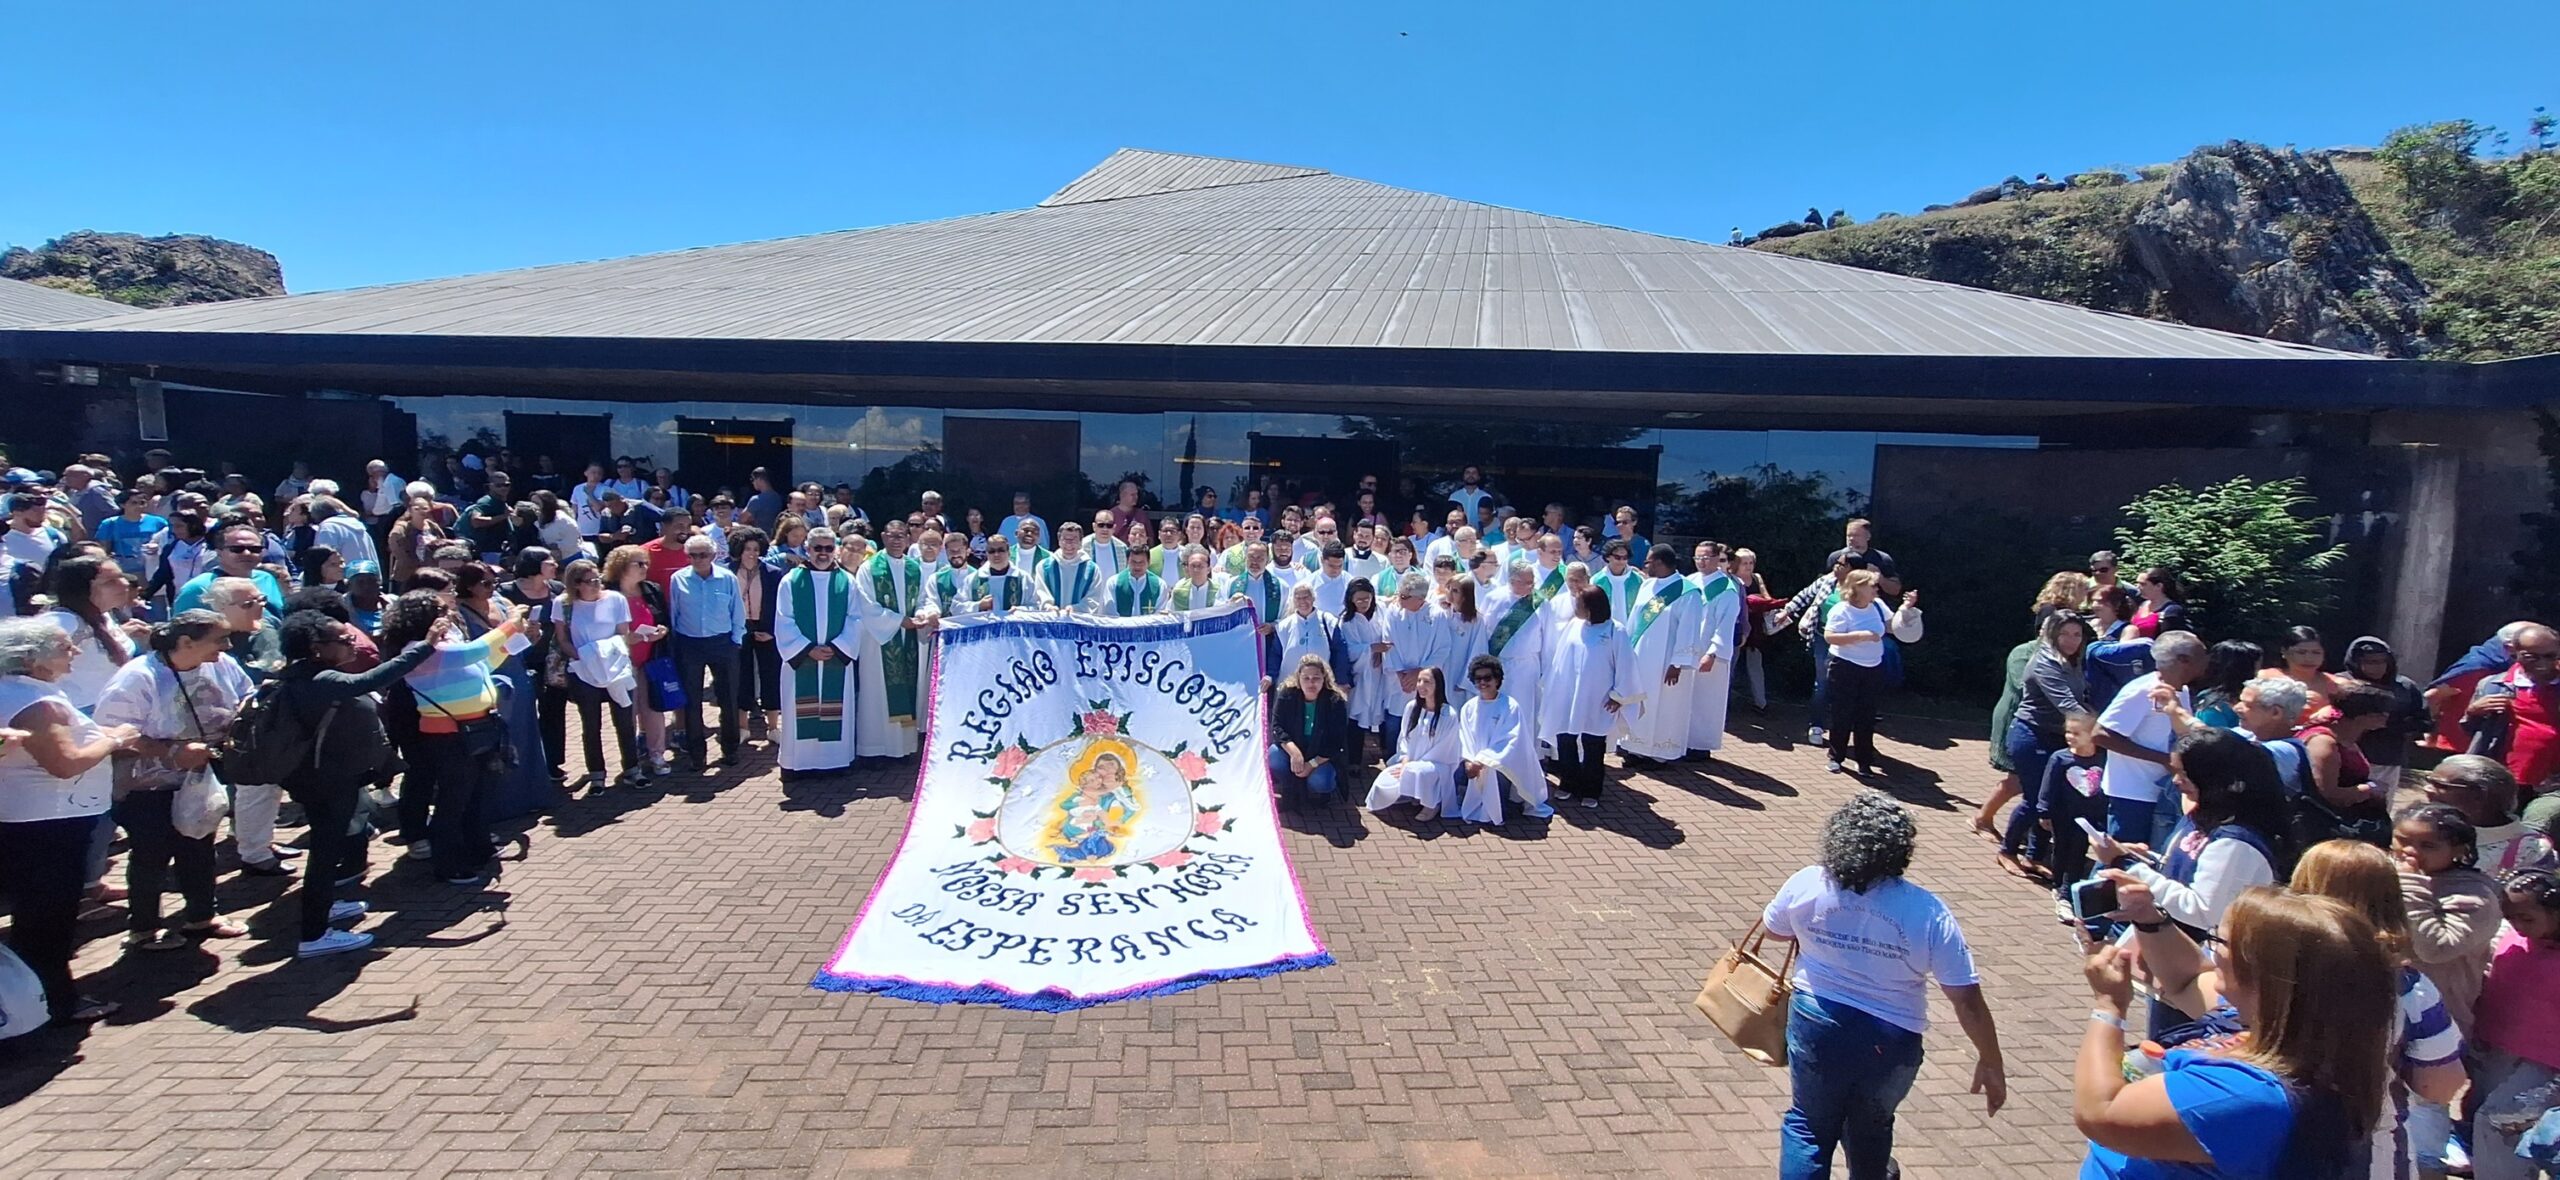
xmin=2087 ymin=550 xmax=2121 ymax=593
xmin=2466 ymin=624 xmax=2560 ymax=830
xmin=772 ymin=528 xmax=861 ymax=780
xmin=171 ymin=524 xmax=285 ymax=618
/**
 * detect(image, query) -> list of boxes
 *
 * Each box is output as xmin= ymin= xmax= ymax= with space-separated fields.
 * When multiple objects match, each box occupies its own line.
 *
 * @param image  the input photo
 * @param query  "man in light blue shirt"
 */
xmin=93 ymin=485 xmax=167 ymax=580
xmin=996 ymin=492 xmax=1050 ymax=552
xmin=1448 ymin=465 xmax=1493 ymax=530
xmin=667 ymin=534 xmax=746 ymax=770
xmin=173 ymin=524 xmax=285 ymax=617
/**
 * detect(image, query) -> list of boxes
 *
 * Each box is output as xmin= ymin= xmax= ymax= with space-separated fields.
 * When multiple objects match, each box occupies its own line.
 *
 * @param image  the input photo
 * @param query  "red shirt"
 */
xmin=2497 ymin=667 xmax=2560 ymax=791
xmin=622 ymin=590 xmax=657 ymax=666
xmin=640 ymin=537 xmax=690 ymax=597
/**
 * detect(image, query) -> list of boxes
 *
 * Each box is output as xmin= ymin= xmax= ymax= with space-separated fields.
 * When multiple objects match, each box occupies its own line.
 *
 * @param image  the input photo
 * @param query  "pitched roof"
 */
xmin=0 ymin=277 xmax=140 ymax=327
xmin=34 ymin=151 xmax=2359 ymax=362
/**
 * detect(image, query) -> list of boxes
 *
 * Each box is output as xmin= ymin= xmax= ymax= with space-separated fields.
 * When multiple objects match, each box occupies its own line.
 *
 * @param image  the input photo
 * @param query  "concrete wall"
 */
xmin=2370 ymin=409 xmax=2550 ymax=670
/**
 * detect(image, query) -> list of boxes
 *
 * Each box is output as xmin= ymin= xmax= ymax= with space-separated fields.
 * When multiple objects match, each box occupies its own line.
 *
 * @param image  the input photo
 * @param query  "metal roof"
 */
xmin=0 ymin=277 xmax=140 ymax=327
xmin=34 ymin=150 xmax=2360 ymax=361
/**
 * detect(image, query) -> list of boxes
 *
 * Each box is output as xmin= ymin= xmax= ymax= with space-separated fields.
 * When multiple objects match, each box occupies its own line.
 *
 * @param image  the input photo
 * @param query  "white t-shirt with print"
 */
xmin=1762 ymin=865 xmax=1978 ymax=1035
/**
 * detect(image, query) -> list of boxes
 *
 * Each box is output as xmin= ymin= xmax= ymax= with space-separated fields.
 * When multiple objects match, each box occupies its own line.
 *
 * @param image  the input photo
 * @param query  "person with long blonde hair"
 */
xmin=2033 ymin=570 xmax=2095 ymax=630
xmin=2078 ymin=887 xmax=2393 ymax=1178
xmin=1269 ymin=653 xmax=1348 ymax=811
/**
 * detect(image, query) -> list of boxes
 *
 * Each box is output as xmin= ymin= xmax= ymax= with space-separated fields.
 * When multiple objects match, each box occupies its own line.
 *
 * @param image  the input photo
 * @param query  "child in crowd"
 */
xmin=2470 ymin=871 xmax=2560 ymax=1180
xmin=2393 ymin=805 xmax=2506 ymax=1039
xmin=2037 ymin=710 xmax=2106 ymax=911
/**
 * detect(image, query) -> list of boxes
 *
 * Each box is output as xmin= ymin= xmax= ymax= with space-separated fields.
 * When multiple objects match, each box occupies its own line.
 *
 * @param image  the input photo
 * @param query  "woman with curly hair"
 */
xmin=1760 ymin=792 xmax=2007 ymax=1178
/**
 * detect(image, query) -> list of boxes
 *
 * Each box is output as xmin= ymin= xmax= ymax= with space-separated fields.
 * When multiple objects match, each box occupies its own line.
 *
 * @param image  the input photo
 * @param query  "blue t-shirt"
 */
xmin=93 ymin=514 xmax=167 ymax=577
xmin=173 ymin=568 xmax=285 ymax=618
xmin=2080 ymin=1051 xmax=2295 ymax=1180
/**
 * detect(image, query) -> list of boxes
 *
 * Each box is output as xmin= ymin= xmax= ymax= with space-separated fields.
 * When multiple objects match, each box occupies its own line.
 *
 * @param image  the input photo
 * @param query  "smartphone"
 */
xmin=2070 ymin=877 xmax=2120 ymax=924
xmin=2075 ymin=816 xmax=2104 ymax=843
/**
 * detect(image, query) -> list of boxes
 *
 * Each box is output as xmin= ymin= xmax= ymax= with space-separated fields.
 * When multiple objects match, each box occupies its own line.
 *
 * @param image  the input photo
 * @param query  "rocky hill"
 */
xmin=1754 ymin=127 xmax=2560 ymax=360
xmin=0 ymin=231 xmax=284 ymax=308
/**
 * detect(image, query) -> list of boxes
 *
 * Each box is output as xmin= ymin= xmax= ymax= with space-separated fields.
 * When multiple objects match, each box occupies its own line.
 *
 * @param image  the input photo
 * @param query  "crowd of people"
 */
xmin=1 ymin=446 xmax=2554 ymax=1179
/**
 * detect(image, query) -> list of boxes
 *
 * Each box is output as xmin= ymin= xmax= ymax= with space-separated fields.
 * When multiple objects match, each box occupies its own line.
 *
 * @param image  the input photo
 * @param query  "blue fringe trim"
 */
xmin=807 ymin=950 xmax=1335 ymax=1011
xmin=940 ymin=601 xmax=1255 ymax=651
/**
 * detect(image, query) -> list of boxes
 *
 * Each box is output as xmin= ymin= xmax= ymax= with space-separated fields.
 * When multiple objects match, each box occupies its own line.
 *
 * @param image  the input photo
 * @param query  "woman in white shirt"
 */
xmin=1338 ymin=579 xmax=1388 ymax=765
xmin=532 ymin=490 xmax=586 ymax=563
xmin=1821 ymin=570 xmax=1924 ymax=777
xmin=556 ymin=558 xmax=643 ymax=789
xmin=40 ymin=555 xmax=145 ymax=711
xmin=1364 ymin=667 xmax=1460 ymax=821
xmin=0 ymin=617 xmax=141 ymax=1025
xmin=94 ymin=611 xmax=253 ymax=951
xmin=1541 ymin=587 xmax=1636 ymax=809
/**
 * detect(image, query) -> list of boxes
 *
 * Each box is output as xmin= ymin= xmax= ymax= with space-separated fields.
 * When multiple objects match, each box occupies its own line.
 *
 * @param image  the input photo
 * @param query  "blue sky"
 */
xmin=4 ymin=0 xmax=2546 ymax=293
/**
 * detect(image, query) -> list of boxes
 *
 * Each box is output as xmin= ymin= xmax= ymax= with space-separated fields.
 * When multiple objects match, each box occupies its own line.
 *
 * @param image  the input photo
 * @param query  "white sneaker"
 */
xmin=403 ymin=840 xmax=433 ymax=861
xmin=328 ymin=900 xmax=368 ymax=924
xmin=296 ymin=928 xmax=375 ymax=958
xmin=1578 ymin=798 xmax=1600 ymax=810
xmin=1808 ymin=726 xmax=1827 ymax=744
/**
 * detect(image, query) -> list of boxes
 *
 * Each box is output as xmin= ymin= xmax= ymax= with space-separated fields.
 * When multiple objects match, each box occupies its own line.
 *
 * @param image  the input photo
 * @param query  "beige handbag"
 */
xmin=1692 ymin=920 xmax=1798 ymax=1066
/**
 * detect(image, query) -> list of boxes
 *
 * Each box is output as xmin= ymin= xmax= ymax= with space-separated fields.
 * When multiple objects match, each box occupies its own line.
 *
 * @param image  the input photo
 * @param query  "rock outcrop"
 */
xmin=0 ymin=231 xmax=284 ymax=308
xmin=2124 ymin=143 xmax=2431 ymax=357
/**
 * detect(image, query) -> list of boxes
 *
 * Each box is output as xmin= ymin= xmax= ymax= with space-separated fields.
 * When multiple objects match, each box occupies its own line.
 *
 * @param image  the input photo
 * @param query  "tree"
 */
xmin=2114 ymin=476 xmax=2345 ymax=642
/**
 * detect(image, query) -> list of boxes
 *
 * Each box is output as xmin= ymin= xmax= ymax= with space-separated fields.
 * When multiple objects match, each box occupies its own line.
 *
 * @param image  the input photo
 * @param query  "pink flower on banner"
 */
xmin=994 ymin=856 xmax=1039 ymax=876
xmin=1081 ymin=710 xmax=1120 ymax=737
xmin=965 ymin=818 xmax=998 ymax=843
xmin=1149 ymin=850 xmax=1193 ymax=869
xmin=991 ymin=746 xmax=1030 ymax=780
xmin=1073 ymin=866 xmax=1117 ymax=883
xmin=1172 ymin=751 xmax=1210 ymax=781
xmin=1195 ymin=811 xmax=1225 ymax=836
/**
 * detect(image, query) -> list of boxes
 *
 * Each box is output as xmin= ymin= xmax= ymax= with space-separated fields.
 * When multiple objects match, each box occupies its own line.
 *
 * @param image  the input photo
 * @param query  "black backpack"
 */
xmin=224 ymin=677 xmax=336 ymax=786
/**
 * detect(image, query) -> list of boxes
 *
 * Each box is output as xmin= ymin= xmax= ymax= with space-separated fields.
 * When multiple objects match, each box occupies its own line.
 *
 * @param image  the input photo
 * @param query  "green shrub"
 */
xmin=2114 ymin=476 xmax=2345 ymax=641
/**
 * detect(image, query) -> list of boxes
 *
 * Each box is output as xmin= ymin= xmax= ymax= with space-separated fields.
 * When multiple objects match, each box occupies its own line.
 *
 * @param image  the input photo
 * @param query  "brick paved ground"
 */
xmin=0 ymin=707 xmax=2099 ymax=1178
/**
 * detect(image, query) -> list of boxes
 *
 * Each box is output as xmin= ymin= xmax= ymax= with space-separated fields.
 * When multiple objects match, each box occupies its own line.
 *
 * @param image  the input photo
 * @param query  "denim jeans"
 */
xmin=2105 ymin=795 xmax=2155 ymax=844
xmin=2001 ymin=720 xmax=2058 ymax=862
xmin=2150 ymin=788 xmax=2186 ymax=850
xmin=1807 ymin=642 xmax=1832 ymax=731
xmin=1780 ymin=991 xmax=1925 ymax=1180
xmin=1265 ymin=745 xmax=1337 ymax=808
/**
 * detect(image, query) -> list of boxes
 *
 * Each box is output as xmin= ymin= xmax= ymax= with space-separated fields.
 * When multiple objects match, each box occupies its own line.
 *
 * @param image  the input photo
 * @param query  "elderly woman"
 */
xmin=205 ymin=576 xmax=292 ymax=877
xmin=94 ymin=611 xmax=253 ymax=951
xmin=1761 ymin=792 xmax=2006 ymax=1178
xmin=385 ymin=485 xmax=448 ymax=589
xmin=0 ymin=617 xmax=141 ymax=1023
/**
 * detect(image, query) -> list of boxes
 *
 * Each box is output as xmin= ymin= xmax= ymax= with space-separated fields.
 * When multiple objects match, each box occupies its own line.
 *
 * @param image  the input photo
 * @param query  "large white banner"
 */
xmin=813 ymin=601 xmax=1332 ymax=1008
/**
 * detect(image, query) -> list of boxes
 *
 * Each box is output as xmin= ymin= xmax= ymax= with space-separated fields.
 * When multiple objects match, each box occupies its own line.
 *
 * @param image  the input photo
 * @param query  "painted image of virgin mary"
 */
xmin=1048 ymin=745 xmax=1140 ymax=864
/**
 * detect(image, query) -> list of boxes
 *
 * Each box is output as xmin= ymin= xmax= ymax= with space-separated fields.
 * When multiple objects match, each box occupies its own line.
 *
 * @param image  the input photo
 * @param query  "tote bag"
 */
xmin=1692 ymin=919 xmax=1799 ymax=1066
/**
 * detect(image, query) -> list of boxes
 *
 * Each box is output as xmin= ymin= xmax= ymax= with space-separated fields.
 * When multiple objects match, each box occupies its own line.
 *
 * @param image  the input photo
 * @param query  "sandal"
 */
xmin=127 ymin=931 xmax=186 ymax=953
xmin=183 ymin=918 xmax=248 ymax=940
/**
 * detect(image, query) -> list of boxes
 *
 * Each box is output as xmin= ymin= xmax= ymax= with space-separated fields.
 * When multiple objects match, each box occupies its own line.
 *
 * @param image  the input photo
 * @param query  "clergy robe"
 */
xmin=1437 ymin=608 xmax=1489 ymax=696
xmin=1103 ymin=567 xmax=1167 ymax=617
xmin=1530 ymin=561 xmax=1568 ymax=605
xmin=1379 ymin=600 xmax=1446 ymax=717
xmin=1037 ymin=552 xmax=1104 ymax=613
xmin=926 ymin=562 xmax=972 ymax=617
xmin=1306 ymin=567 xmax=1355 ymax=617
xmin=1344 ymin=548 xmax=1385 ymax=581
xmin=1616 ymin=575 xmax=1705 ymax=760
xmin=1456 ymin=690 xmax=1548 ymax=823
xmin=1229 ymin=567 xmax=1289 ymax=674
xmin=1088 ymin=538 xmax=1127 ymax=585
xmin=1480 ymin=590 xmax=1551 ymax=751
xmin=962 ymin=565 xmax=1044 ymax=615
xmin=852 ymin=553 xmax=927 ymax=758
xmin=1363 ymin=703 xmax=1461 ymax=813
xmin=1592 ymin=568 xmax=1645 ymax=626
xmin=1339 ymin=610 xmax=1389 ymax=732
xmin=1686 ymin=571 xmax=1744 ymax=754
xmin=1541 ymin=617 xmax=1639 ymax=749
xmin=1275 ymin=608 xmax=1350 ymax=688
xmin=1374 ymin=563 xmax=1424 ymax=603
xmin=774 ymin=565 xmax=862 ymax=772
xmin=1166 ymin=574 xmax=1229 ymax=613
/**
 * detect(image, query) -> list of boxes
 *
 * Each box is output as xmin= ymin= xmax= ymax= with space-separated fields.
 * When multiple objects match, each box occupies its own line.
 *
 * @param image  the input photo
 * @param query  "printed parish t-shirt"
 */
xmin=1762 ymin=865 xmax=1977 ymax=1035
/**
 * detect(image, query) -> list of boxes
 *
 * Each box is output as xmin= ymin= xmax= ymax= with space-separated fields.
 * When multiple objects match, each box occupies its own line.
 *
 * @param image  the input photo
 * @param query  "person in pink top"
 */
xmin=2471 ymin=871 xmax=2560 ymax=1180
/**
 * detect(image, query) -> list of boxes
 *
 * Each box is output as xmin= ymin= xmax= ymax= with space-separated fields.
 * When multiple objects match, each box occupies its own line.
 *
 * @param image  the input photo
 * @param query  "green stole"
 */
xmin=980 ymin=567 xmax=1026 ymax=611
xmin=784 ymin=568 xmax=852 ymax=742
xmin=1487 ymin=592 xmax=1542 ymax=657
xmin=865 ymin=554 xmax=922 ymax=723
xmin=1378 ymin=565 xmax=1414 ymax=600
xmin=1041 ymin=555 xmax=1096 ymax=608
xmin=1111 ymin=570 xmax=1163 ymax=615
xmin=1632 ymin=576 xmax=1692 ymax=644
xmin=1170 ymin=577 xmax=1219 ymax=612
xmin=1237 ymin=569 xmax=1283 ymax=625
xmin=1221 ymin=547 xmax=1248 ymax=578
xmin=1697 ymin=572 xmax=1736 ymax=604
xmin=1534 ymin=563 xmax=1566 ymax=604
xmin=930 ymin=565 xmax=965 ymax=614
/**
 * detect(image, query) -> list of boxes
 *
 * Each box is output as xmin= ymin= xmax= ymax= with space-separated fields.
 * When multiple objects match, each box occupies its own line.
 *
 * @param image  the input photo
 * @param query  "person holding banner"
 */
xmin=853 ymin=521 xmax=928 ymax=760
xmin=1456 ymin=654 xmax=1549 ymax=823
xmin=1269 ymin=654 xmax=1350 ymax=811
xmin=1366 ymin=666 xmax=1460 ymax=821
xmin=773 ymin=528 xmax=861 ymax=780
xmin=1483 ymin=562 xmax=1550 ymax=743
xmin=1687 ymin=540 xmax=1745 ymax=761
xmin=1378 ymin=578 xmax=1445 ymax=760
xmin=1545 ymin=586 xmax=1638 ymax=808
xmin=963 ymin=536 xmax=1042 ymax=614
xmin=1103 ymin=539 xmax=1168 ymax=617
xmin=1036 ymin=522 xmax=1103 ymax=613
xmin=926 ymin=529 xmax=974 ymax=615
xmin=1617 ymin=545 xmax=1704 ymax=767
xmin=1168 ymin=547 xmax=1227 ymax=612
xmin=1229 ymin=543 xmax=1288 ymax=689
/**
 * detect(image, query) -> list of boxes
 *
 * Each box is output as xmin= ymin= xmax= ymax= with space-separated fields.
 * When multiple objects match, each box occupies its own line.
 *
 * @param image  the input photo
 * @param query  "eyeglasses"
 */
xmin=2090 ymin=565 xmax=2116 ymax=575
xmin=222 ymin=545 xmax=261 ymax=554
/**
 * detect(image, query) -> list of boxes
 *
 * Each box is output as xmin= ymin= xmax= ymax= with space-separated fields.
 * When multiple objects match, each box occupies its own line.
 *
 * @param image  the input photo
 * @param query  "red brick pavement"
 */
xmin=0 ymin=708 xmax=2101 ymax=1178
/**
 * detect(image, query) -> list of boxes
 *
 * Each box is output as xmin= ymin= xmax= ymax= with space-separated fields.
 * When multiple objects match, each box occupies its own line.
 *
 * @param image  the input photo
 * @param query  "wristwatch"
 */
xmin=2131 ymin=919 xmax=2167 ymax=933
